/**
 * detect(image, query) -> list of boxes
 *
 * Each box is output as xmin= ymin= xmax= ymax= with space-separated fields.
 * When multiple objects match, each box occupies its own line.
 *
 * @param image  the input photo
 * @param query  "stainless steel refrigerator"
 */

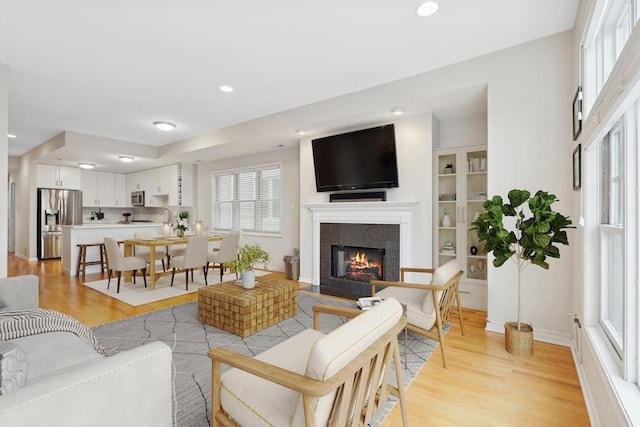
xmin=37 ymin=188 xmax=83 ymax=260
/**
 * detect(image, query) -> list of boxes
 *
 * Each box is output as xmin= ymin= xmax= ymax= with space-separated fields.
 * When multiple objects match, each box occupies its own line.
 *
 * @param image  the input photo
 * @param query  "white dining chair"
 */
xmin=207 ymin=229 xmax=242 ymax=282
xmin=103 ymin=237 xmax=147 ymax=293
xmin=170 ymin=235 xmax=209 ymax=290
xmin=133 ymin=231 xmax=166 ymax=272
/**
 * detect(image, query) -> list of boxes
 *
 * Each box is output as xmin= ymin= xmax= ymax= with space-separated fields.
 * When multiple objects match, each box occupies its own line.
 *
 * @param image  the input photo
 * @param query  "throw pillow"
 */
xmin=0 ymin=341 xmax=28 ymax=395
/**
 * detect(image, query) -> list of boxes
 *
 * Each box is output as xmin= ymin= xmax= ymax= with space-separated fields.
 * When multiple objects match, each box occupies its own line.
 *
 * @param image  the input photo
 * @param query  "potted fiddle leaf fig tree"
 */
xmin=470 ymin=189 xmax=573 ymax=356
xmin=233 ymin=244 xmax=270 ymax=289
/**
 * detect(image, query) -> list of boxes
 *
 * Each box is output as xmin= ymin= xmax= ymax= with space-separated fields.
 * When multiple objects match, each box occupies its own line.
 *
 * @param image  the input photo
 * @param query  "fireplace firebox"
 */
xmin=331 ymin=245 xmax=384 ymax=282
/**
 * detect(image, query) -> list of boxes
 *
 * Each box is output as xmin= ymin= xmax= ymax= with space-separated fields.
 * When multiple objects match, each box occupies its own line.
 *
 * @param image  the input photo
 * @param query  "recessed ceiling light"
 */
xmin=153 ymin=121 xmax=176 ymax=131
xmin=7 ymin=134 xmax=16 ymax=139
xmin=296 ymin=129 xmax=307 ymax=136
xmin=417 ymin=1 xmax=439 ymax=17
xmin=391 ymin=107 xmax=406 ymax=115
xmin=78 ymin=163 xmax=95 ymax=169
xmin=118 ymin=155 xmax=134 ymax=163
xmin=219 ymin=85 xmax=234 ymax=93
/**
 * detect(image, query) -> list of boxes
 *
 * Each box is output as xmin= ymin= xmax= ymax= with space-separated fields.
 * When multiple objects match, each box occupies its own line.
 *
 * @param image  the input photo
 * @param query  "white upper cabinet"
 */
xmin=37 ymin=165 xmax=81 ymax=190
xmin=114 ymin=173 xmax=127 ymax=207
xmin=81 ymin=170 xmax=125 ymax=207
xmin=125 ymin=163 xmax=194 ymax=207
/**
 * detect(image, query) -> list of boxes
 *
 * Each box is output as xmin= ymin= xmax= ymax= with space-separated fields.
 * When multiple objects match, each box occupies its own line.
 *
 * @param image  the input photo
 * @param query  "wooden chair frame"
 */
xmin=371 ymin=268 xmax=465 ymax=368
xmin=209 ymin=305 xmax=409 ymax=427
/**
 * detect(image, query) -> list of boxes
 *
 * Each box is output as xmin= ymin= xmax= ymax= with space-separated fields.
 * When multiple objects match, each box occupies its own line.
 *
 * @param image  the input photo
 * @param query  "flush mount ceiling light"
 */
xmin=7 ymin=134 xmax=16 ymax=139
xmin=219 ymin=85 xmax=234 ymax=93
xmin=153 ymin=121 xmax=176 ymax=131
xmin=417 ymin=1 xmax=439 ymax=17
xmin=78 ymin=163 xmax=95 ymax=169
xmin=391 ymin=107 xmax=406 ymax=115
xmin=295 ymin=129 xmax=307 ymax=136
xmin=118 ymin=155 xmax=134 ymax=163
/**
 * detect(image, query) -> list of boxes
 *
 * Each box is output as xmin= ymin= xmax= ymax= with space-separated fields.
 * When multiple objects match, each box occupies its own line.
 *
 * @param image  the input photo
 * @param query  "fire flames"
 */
xmin=347 ymin=251 xmax=382 ymax=279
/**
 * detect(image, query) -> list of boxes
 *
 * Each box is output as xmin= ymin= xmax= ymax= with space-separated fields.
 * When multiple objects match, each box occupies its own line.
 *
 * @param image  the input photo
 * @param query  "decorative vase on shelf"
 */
xmin=442 ymin=209 xmax=451 ymax=227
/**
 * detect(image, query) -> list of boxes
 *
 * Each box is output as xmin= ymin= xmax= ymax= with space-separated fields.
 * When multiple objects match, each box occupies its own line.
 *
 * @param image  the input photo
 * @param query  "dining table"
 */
xmin=122 ymin=234 xmax=223 ymax=290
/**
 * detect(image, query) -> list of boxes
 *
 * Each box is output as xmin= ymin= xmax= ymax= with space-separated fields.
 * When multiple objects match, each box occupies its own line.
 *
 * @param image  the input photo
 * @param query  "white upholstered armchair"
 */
xmin=371 ymin=259 xmax=465 ymax=368
xmin=208 ymin=297 xmax=409 ymax=426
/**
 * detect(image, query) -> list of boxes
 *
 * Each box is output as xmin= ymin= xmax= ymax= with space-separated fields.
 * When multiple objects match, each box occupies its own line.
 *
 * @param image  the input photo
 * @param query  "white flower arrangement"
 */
xmin=173 ymin=211 xmax=189 ymax=232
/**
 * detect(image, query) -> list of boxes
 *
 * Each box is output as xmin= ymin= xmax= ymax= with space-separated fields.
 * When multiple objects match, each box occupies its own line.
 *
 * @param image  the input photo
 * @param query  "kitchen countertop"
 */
xmin=64 ymin=223 xmax=164 ymax=229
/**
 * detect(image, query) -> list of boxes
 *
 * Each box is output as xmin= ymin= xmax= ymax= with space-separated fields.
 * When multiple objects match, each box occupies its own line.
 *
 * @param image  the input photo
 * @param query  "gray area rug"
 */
xmin=92 ymin=292 xmax=442 ymax=426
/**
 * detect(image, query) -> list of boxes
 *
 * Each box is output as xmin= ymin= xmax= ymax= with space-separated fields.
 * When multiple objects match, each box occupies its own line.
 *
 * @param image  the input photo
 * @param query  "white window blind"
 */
xmin=213 ymin=165 xmax=281 ymax=234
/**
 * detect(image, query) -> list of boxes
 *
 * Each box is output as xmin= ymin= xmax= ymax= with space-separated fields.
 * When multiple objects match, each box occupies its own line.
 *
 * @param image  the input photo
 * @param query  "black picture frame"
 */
xmin=573 ymin=144 xmax=581 ymax=191
xmin=572 ymin=86 xmax=583 ymax=140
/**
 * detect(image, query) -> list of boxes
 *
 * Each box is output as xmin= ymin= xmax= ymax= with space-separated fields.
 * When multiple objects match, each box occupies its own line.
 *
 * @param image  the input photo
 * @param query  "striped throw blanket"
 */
xmin=0 ymin=309 xmax=118 ymax=357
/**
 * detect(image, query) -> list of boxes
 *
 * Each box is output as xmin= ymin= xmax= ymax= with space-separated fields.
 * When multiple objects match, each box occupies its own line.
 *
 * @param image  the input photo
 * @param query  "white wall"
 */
xmin=0 ymin=64 xmax=8 ymax=276
xmin=298 ymin=115 xmax=434 ymax=284
xmin=195 ymin=146 xmax=300 ymax=272
xmin=298 ymin=31 xmax=574 ymax=342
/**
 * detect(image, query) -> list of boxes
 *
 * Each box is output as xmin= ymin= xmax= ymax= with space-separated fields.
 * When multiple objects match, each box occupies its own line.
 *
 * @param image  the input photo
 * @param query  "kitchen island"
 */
xmin=61 ymin=223 xmax=165 ymax=277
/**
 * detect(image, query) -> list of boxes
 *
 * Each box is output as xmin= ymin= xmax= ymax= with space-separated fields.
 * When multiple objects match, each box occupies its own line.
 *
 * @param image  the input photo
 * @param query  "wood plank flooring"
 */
xmin=7 ymin=254 xmax=590 ymax=426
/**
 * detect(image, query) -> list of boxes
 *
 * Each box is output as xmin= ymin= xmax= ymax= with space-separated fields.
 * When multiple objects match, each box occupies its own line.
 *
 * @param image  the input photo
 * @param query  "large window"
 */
xmin=598 ymin=122 xmax=625 ymax=356
xmin=582 ymin=0 xmax=636 ymax=116
xmin=581 ymin=0 xmax=640 ymax=414
xmin=212 ymin=164 xmax=281 ymax=234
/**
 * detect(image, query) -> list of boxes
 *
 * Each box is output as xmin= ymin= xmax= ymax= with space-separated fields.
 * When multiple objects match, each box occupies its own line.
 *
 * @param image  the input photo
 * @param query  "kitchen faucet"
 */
xmin=161 ymin=208 xmax=171 ymax=224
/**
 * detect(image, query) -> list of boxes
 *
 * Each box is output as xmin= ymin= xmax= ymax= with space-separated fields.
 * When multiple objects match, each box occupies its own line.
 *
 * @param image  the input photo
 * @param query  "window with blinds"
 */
xmin=213 ymin=164 xmax=281 ymax=234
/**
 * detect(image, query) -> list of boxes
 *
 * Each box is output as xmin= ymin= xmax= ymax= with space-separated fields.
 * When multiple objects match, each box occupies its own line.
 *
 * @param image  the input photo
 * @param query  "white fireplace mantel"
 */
xmin=305 ymin=202 xmax=418 ymax=286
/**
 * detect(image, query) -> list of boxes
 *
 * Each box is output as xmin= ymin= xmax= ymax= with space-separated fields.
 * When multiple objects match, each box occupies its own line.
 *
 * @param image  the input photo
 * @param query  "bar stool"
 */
xmin=76 ymin=243 xmax=107 ymax=280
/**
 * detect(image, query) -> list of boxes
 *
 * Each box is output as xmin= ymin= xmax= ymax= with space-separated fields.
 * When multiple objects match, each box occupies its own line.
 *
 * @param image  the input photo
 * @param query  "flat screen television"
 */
xmin=312 ymin=124 xmax=399 ymax=192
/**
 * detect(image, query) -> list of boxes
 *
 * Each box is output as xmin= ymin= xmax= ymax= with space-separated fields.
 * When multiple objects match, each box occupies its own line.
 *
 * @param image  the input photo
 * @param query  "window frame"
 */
xmin=211 ymin=163 xmax=282 ymax=236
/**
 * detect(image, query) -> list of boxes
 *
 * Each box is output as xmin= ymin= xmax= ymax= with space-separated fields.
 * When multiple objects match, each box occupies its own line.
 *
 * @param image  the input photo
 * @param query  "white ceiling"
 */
xmin=0 ymin=0 xmax=579 ymax=173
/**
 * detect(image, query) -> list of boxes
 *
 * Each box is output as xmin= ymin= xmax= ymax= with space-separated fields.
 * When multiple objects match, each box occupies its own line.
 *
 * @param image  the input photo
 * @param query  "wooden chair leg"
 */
xmin=99 ymin=244 xmax=105 ymax=273
xmin=161 ymin=259 xmax=166 ymax=272
xmin=219 ymin=263 xmax=223 ymax=282
xmin=116 ymin=271 xmax=122 ymax=293
xmin=142 ymin=268 xmax=147 ymax=288
xmin=185 ymin=271 xmax=189 ymax=291
xmin=203 ymin=267 xmax=208 ymax=286
xmin=76 ymin=245 xmax=84 ymax=277
xmin=107 ymin=269 xmax=112 ymax=289
xmin=171 ymin=268 xmax=176 ymax=286
xmin=132 ymin=270 xmax=137 ymax=284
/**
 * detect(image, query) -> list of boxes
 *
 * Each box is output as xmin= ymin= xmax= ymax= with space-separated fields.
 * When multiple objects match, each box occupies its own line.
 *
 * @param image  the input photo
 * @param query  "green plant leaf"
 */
xmin=508 ymin=189 xmax=530 ymax=207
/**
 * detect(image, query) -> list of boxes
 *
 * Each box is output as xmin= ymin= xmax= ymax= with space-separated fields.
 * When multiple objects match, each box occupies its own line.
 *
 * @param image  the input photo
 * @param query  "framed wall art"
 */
xmin=572 ymin=86 xmax=583 ymax=140
xmin=573 ymin=144 xmax=581 ymax=191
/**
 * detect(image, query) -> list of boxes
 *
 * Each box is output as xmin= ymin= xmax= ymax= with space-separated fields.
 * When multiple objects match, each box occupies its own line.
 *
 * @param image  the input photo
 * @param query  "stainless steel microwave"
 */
xmin=131 ymin=191 xmax=145 ymax=206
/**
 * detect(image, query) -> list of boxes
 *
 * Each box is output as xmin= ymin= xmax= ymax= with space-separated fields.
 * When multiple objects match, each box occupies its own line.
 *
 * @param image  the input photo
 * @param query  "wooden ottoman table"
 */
xmin=197 ymin=278 xmax=298 ymax=337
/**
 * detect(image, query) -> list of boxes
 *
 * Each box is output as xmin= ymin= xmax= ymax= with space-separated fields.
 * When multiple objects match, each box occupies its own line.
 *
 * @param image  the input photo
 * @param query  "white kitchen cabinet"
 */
xmin=114 ymin=173 xmax=127 ymax=207
xmin=81 ymin=170 xmax=117 ymax=207
xmin=37 ymin=164 xmax=81 ymax=190
xmin=434 ymin=145 xmax=487 ymax=310
xmin=126 ymin=163 xmax=194 ymax=207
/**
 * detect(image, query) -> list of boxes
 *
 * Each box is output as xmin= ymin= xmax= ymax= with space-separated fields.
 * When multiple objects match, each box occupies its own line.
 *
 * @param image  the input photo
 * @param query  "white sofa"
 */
xmin=0 ymin=275 xmax=173 ymax=426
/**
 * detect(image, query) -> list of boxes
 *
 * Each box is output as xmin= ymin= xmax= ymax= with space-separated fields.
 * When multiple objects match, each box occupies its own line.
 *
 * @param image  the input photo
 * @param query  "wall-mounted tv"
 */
xmin=312 ymin=124 xmax=399 ymax=192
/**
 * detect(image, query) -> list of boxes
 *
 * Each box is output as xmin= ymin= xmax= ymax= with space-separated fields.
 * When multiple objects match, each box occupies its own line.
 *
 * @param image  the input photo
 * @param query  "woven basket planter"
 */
xmin=504 ymin=322 xmax=533 ymax=356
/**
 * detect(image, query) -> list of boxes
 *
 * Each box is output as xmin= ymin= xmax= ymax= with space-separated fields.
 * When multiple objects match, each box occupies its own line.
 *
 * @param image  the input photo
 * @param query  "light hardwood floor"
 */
xmin=7 ymin=254 xmax=590 ymax=426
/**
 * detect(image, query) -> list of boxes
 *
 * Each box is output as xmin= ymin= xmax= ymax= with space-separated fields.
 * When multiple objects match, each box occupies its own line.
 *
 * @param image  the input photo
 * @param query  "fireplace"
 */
xmin=331 ymin=245 xmax=384 ymax=282
xmin=319 ymin=223 xmax=399 ymax=299
xmin=306 ymin=201 xmax=417 ymax=299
